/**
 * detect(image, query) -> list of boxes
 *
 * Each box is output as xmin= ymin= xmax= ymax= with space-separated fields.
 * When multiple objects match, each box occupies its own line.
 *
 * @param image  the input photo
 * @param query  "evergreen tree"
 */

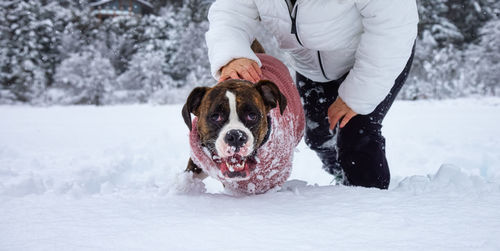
xmin=446 ymin=0 xmax=498 ymax=45
xmin=417 ymin=0 xmax=464 ymax=46
xmin=466 ymin=19 xmax=500 ymax=95
xmin=0 ymin=0 xmax=498 ymax=105
xmin=0 ymin=0 xmax=75 ymax=103
xmin=0 ymin=1 xmax=46 ymax=102
xmin=52 ymin=46 xmax=116 ymax=105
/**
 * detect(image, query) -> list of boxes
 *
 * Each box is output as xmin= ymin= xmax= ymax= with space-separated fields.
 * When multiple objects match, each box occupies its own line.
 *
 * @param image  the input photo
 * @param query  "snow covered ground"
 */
xmin=1 ymin=98 xmax=500 ymax=250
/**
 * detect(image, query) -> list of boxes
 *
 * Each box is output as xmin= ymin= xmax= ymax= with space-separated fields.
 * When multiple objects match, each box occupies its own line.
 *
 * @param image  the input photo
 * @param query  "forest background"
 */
xmin=0 ymin=0 xmax=498 ymax=105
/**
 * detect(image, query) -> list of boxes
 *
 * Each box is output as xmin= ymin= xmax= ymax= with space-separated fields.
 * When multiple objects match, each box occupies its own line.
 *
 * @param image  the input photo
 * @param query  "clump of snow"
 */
xmin=172 ymin=171 xmax=206 ymax=195
xmin=396 ymin=164 xmax=499 ymax=194
xmin=279 ymin=179 xmax=308 ymax=195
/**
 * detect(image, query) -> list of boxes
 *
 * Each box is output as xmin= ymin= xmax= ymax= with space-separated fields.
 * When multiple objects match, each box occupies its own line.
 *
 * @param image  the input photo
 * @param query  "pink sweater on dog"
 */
xmin=189 ymin=54 xmax=305 ymax=194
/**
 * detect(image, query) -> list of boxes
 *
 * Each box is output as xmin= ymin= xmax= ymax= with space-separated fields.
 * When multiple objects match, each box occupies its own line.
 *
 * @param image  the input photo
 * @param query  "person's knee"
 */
xmin=337 ymin=116 xmax=383 ymax=151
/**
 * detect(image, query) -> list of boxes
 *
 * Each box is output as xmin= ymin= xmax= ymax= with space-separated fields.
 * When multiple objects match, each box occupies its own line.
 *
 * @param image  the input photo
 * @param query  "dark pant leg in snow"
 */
xmin=296 ymin=46 xmax=414 ymax=189
xmin=295 ymin=73 xmax=347 ymax=177
xmin=338 ymin=50 xmax=414 ymax=189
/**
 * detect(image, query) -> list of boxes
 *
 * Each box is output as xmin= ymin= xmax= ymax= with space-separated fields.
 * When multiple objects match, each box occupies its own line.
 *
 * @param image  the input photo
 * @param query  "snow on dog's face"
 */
xmin=183 ymin=79 xmax=287 ymax=179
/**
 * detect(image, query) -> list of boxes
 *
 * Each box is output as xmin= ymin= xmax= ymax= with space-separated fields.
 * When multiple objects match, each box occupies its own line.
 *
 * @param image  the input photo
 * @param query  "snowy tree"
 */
xmin=166 ymin=19 xmax=211 ymax=83
xmin=0 ymin=0 xmax=77 ymax=104
xmin=0 ymin=0 xmax=498 ymax=105
xmin=58 ymin=3 xmax=98 ymax=58
xmin=417 ymin=0 xmax=498 ymax=48
xmin=401 ymin=0 xmax=499 ymax=100
xmin=113 ymin=5 xmax=213 ymax=104
xmin=0 ymin=1 xmax=48 ymax=102
xmin=401 ymin=35 xmax=465 ymax=100
xmin=51 ymin=47 xmax=116 ymax=105
xmin=466 ymin=19 xmax=500 ymax=96
xmin=115 ymin=50 xmax=175 ymax=103
xmin=446 ymin=0 xmax=498 ymax=45
xmin=0 ymin=2 xmax=16 ymax=103
xmin=417 ymin=0 xmax=464 ymax=47
xmin=182 ymin=0 xmax=213 ymax=23
xmin=94 ymin=17 xmax=141 ymax=74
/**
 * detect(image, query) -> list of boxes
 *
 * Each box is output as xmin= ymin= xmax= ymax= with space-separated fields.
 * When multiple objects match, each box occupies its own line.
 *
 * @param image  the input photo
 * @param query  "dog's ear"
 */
xmin=182 ymin=87 xmax=210 ymax=131
xmin=255 ymin=80 xmax=287 ymax=115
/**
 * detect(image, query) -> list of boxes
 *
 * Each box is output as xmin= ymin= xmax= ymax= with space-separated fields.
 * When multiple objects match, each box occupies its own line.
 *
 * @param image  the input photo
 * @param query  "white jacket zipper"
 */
xmin=285 ymin=0 xmax=303 ymax=46
xmin=317 ymin=51 xmax=329 ymax=80
xmin=284 ymin=0 xmax=329 ymax=80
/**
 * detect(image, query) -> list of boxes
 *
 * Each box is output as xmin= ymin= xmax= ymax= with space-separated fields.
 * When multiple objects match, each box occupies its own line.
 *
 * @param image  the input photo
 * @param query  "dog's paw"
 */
xmin=173 ymin=172 xmax=207 ymax=195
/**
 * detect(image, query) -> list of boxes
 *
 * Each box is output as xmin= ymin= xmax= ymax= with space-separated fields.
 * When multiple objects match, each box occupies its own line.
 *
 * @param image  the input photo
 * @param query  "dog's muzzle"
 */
xmin=224 ymin=129 xmax=248 ymax=153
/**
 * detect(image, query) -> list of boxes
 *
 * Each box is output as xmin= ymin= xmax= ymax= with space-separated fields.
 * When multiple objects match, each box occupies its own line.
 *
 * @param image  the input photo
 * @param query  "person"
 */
xmin=204 ymin=0 xmax=418 ymax=189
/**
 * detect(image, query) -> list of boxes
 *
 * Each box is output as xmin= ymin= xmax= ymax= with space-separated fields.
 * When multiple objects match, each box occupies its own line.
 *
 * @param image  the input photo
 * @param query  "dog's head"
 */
xmin=183 ymin=79 xmax=287 ymax=179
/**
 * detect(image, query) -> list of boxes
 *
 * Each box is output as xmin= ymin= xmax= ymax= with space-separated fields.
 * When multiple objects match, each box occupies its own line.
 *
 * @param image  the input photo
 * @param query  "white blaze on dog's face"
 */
xmin=215 ymin=91 xmax=255 ymax=159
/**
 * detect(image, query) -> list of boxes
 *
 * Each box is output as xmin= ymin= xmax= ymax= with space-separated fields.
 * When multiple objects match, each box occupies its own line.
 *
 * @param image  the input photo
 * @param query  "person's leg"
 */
xmin=295 ymin=73 xmax=347 ymax=180
xmin=337 ymin=49 xmax=415 ymax=189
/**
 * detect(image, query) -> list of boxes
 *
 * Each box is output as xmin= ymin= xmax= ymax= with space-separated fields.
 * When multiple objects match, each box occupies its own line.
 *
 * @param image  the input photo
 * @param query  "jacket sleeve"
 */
xmin=338 ymin=0 xmax=418 ymax=115
xmin=205 ymin=0 xmax=261 ymax=80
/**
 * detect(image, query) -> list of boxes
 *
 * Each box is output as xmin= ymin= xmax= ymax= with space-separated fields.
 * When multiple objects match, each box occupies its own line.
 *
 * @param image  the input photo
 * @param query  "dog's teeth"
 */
xmin=226 ymin=161 xmax=235 ymax=172
xmin=235 ymin=160 xmax=246 ymax=169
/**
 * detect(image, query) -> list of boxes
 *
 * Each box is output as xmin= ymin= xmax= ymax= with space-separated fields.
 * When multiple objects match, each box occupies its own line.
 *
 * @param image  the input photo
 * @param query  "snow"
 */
xmin=1 ymin=98 xmax=500 ymax=250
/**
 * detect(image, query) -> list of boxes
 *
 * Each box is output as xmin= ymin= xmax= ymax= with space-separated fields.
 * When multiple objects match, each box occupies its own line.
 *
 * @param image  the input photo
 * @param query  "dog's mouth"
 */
xmin=212 ymin=153 xmax=256 ymax=180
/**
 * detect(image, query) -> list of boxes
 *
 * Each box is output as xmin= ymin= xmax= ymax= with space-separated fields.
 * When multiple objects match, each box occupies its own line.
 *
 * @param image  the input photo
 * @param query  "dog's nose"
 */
xmin=224 ymin=129 xmax=248 ymax=150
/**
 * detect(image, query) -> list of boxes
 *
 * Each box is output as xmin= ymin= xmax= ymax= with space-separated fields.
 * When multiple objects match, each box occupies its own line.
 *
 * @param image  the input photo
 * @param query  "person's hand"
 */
xmin=328 ymin=97 xmax=357 ymax=129
xmin=219 ymin=58 xmax=262 ymax=83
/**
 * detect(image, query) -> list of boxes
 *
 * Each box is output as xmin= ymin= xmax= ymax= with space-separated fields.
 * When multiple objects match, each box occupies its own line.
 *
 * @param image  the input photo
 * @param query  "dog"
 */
xmin=182 ymin=50 xmax=304 ymax=194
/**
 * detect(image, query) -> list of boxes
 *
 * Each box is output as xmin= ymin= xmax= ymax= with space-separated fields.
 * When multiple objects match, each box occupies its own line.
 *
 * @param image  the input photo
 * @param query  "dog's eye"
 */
xmin=209 ymin=113 xmax=223 ymax=122
xmin=246 ymin=112 xmax=258 ymax=122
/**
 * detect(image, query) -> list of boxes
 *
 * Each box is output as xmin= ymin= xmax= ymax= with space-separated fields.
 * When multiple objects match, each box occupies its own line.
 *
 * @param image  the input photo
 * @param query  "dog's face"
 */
xmin=183 ymin=79 xmax=287 ymax=179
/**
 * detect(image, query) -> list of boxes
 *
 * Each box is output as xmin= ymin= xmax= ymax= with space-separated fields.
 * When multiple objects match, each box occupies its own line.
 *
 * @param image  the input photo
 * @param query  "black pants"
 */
xmin=296 ymin=49 xmax=414 ymax=189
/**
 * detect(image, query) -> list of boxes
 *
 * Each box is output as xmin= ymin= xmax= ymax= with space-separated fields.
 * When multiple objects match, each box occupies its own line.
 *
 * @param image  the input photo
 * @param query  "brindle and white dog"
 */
xmin=183 ymin=79 xmax=286 ymax=179
xmin=182 ymin=44 xmax=304 ymax=194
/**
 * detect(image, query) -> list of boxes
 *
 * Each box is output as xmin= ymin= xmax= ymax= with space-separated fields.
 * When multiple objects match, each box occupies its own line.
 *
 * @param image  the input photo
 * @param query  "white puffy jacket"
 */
xmin=205 ymin=0 xmax=418 ymax=114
